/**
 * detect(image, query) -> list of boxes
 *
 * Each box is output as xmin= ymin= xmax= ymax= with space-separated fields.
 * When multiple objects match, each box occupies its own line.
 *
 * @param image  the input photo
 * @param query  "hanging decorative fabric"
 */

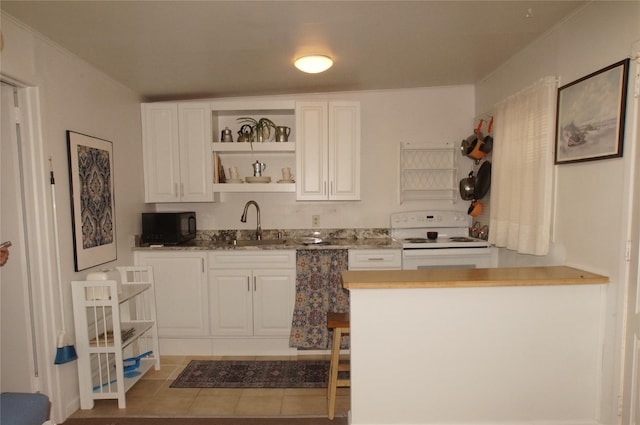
xmin=489 ymin=76 xmax=557 ymax=255
xmin=289 ymin=249 xmax=349 ymax=349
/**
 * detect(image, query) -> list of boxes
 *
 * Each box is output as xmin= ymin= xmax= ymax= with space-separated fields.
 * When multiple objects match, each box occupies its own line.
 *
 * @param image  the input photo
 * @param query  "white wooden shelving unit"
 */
xmin=72 ymin=266 xmax=160 ymax=409
xmin=399 ymin=142 xmax=458 ymax=203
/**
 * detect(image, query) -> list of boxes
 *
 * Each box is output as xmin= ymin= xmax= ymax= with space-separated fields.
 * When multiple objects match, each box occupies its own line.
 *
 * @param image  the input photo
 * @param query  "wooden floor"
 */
xmin=69 ymin=356 xmax=350 ymax=419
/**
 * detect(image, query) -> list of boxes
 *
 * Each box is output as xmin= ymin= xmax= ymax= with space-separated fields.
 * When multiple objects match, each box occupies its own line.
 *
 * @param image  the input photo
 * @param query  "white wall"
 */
xmin=157 ymin=85 xmax=476 ymax=231
xmin=1 ymin=13 xmax=146 ymax=422
xmin=475 ymin=2 xmax=640 ymax=423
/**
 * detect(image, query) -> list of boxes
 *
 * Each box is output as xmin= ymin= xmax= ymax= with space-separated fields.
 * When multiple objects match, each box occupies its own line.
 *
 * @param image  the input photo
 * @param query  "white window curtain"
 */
xmin=489 ymin=76 xmax=557 ymax=255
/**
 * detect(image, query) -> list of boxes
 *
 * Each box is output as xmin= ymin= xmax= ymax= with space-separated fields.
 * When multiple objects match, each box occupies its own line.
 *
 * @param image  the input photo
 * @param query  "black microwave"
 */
xmin=141 ymin=212 xmax=196 ymax=245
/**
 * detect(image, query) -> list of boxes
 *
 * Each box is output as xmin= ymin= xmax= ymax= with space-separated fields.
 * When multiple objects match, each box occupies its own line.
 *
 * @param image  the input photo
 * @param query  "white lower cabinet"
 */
xmin=133 ymin=250 xmax=296 ymax=355
xmin=209 ymin=250 xmax=296 ymax=337
xmin=348 ymin=249 xmax=402 ymax=270
xmin=134 ymin=251 xmax=208 ymax=337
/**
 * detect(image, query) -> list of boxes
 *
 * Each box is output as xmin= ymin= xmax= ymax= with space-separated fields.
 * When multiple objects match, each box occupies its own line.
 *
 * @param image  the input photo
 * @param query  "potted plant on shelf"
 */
xmin=236 ymin=117 xmax=277 ymax=145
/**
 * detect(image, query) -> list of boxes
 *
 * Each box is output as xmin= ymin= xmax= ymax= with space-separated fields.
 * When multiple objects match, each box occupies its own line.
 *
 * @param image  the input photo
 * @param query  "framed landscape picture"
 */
xmin=67 ymin=131 xmax=117 ymax=271
xmin=555 ymin=58 xmax=630 ymax=164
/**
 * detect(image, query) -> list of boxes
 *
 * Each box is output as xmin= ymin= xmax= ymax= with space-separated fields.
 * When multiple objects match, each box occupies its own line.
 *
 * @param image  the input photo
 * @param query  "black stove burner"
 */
xmin=449 ymin=237 xmax=476 ymax=242
xmin=403 ymin=236 xmax=479 ymax=244
xmin=404 ymin=238 xmax=429 ymax=243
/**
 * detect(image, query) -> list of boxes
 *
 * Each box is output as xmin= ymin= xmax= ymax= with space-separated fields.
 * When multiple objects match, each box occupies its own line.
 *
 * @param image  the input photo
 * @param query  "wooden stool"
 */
xmin=327 ymin=312 xmax=350 ymax=419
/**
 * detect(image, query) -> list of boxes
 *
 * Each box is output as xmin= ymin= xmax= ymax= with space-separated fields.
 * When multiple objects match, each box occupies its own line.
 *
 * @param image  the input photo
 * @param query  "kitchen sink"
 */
xmin=232 ymin=239 xmax=287 ymax=247
xmin=294 ymin=236 xmax=331 ymax=245
xmin=210 ymin=239 xmax=287 ymax=248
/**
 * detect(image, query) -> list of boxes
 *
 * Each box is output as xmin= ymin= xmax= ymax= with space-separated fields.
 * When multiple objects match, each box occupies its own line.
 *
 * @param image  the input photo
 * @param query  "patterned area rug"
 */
xmin=170 ymin=360 xmax=330 ymax=389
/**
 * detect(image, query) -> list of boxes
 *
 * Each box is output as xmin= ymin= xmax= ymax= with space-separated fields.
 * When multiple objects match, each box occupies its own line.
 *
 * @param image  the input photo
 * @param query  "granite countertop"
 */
xmin=134 ymin=228 xmax=401 ymax=251
xmin=341 ymin=266 xmax=609 ymax=289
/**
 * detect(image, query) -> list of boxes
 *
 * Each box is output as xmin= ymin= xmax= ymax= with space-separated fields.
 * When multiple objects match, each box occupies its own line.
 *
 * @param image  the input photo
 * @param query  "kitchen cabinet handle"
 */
xmin=253 ymin=276 xmax=257 ymax=291
xmin=173 ymin=183 xmax=178 ymax=197
xmin=247 ymin=277 xmax=250 ymax=292
xmin=330 ymin=181 xmax=334 ymax=196
xmin=367 ymin=257 xmax=385 ymax=261
xmin=180 ymin=183 xmax=184 ymax=197
xmin=201 ymin=258 xmax=204 ymax=272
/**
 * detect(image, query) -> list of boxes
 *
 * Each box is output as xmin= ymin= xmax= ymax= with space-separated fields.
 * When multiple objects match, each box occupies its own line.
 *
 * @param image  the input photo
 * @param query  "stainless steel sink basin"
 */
xmin=232 ymin=239 xmax=287 ymax=247
xmin=294 ymin=236 xmax=331 ymax=245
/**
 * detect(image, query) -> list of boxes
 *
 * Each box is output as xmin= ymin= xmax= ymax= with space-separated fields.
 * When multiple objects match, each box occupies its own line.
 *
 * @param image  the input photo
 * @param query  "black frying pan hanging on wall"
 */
xmin=481 ymin=117 xmax=494 ymax=154
xmin=474 ymin=161 xmax=492 ymax=200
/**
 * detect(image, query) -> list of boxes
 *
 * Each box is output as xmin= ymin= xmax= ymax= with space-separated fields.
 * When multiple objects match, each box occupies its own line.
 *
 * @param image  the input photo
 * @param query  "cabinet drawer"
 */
xmin=348 ymin=249 xmax=402 ymax=270
xmin=209 ymin=250 xmax=296 ymax=269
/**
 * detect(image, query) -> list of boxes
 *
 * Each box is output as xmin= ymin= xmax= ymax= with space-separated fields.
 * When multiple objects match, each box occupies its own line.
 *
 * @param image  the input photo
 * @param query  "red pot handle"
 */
xmin=475 ymin=119 xmax=484 ymax=135
xmin=486 ymin=116 xmax=493 ymax=134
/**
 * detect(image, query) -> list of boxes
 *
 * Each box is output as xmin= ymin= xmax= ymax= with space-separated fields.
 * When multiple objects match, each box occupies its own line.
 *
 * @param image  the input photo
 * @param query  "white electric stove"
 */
xmin=391 ymin=210 xmax=496 ymax=270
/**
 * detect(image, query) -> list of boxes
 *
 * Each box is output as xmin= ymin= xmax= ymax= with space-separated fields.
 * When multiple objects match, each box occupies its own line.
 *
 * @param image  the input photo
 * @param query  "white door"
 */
xmin=0 ymin=82 xmax=33 ymax=392
xmin=253 ymin=269 xmax=296 ymax=336
xmin=296 ymin=101 xmax=328 ymax=200
xmin=134 ymin=252 xmax=208 ymax=336
xmin=328 ymin=101 xmax=361 ymax=200
xmin=177 ymin=102 xmax=213 ymax=202
xmin=209 ymin=269 xmax=253 ymax=336
xmin=141 ymin=103 xmax=180 ymax=202
xmin=622 ymin=50 xmax=640 ymax=424
xmin=624 ymin=232 xmax=640 ymax=424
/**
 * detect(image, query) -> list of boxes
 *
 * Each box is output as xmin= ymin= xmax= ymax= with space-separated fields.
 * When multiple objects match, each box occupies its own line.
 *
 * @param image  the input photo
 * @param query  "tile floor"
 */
xmin=69 ymin=355 xmax=350 ymax=419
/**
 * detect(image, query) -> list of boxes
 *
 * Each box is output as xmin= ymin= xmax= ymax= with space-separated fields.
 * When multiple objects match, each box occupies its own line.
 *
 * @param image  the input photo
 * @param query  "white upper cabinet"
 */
xmin=141 ymin=102 xmax=213 ymax=202
xmin=296 ymin=101 xmax=361 ymax=200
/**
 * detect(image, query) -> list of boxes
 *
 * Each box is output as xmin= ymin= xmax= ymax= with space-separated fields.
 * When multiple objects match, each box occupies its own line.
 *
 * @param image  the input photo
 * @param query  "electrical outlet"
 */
xmin=312 ymin=215 xmax=320 ymax=227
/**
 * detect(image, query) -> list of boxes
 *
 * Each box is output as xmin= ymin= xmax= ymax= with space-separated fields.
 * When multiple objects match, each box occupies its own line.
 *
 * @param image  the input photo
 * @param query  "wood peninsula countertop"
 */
xmin=341 ymin=266 xmax=608 ymax=289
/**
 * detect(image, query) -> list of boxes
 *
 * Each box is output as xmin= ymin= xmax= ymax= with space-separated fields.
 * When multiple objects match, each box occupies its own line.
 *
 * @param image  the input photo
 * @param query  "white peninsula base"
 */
xmin=342 ymin=266 xmax=608 ymax=425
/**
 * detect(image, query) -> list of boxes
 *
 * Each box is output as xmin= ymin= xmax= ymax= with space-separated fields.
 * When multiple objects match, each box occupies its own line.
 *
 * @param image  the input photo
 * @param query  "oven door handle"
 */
xmin=402 ymin=247 xmax=491 ymax=258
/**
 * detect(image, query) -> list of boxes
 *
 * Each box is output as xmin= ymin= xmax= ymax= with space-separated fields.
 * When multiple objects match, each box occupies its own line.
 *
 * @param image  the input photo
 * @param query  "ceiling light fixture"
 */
xmin=294 ymin=55 xmax=333 ymax=73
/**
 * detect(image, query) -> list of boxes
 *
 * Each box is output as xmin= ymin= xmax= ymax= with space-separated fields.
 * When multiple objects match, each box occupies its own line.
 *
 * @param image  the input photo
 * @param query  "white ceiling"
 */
xmin=1 ymin=1 xmax=586 ymax=101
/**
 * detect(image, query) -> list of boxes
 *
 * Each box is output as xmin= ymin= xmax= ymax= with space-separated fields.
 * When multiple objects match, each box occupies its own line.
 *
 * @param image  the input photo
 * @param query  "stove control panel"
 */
xmin=391 ymin=211 xmax=470 ymax=229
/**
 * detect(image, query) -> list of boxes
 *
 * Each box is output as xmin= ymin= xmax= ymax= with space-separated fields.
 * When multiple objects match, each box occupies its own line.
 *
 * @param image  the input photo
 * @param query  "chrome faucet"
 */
xmin=240 ymin=200 xmax=262 ymax=240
